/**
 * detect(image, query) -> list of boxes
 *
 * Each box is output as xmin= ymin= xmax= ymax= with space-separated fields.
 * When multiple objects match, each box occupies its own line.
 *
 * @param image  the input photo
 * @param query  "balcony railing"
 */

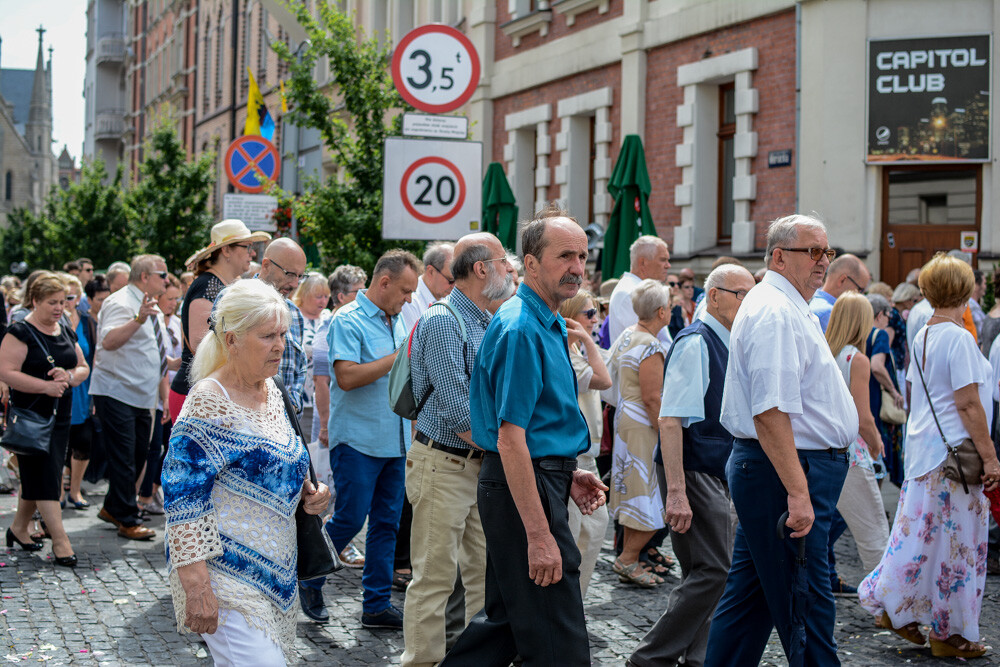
xmin=96 ymin=35 xmax=126 ymax=64
xmin=94 ymin=109 xmax=126 ymax=140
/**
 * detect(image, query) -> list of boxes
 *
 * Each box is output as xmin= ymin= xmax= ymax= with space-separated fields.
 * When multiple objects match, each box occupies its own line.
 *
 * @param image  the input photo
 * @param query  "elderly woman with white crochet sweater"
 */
xmin=163 ymin=279 xmax=330 ymax=666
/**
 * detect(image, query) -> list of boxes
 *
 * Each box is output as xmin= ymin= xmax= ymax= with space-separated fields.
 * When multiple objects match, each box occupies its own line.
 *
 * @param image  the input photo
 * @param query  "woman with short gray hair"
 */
xmin=606 ymin=279 xmax=671 ymax=587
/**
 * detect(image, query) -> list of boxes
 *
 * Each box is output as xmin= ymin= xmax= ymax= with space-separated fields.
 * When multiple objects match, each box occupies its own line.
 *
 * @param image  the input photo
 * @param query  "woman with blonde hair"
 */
xmin=163 ymin=278 xmax=329 ymax=665
xmin=558 ymin=289 xmax=611 ymax=597
xmin=860 ymin=253 xmax=1000 ymax=659
xmin=825 ymin=292 xmax=890 ymax=584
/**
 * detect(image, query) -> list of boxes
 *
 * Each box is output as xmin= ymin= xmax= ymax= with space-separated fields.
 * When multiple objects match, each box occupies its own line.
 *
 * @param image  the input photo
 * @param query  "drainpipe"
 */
xmin=794 ymin=2 xmax=801 ymax=211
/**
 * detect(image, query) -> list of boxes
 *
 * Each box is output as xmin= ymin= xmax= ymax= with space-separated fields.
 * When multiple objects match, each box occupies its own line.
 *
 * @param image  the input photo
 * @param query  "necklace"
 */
xmin=930 ymin=312 xmax=964 ymax=327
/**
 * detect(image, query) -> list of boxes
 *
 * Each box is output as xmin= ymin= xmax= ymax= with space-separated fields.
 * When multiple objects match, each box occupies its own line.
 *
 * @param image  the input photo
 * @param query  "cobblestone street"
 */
xmin=2 ymin=481 xmax=999 ymax=666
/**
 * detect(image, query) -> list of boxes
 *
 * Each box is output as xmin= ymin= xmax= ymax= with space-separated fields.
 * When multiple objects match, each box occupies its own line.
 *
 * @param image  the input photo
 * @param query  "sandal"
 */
xmin=392 ymin=569 xmax=412 ymax=591
xmin=613 ymin=558 xmax=660 ymax=588
xmin=876 ymin=611 xmax=925 ymax=646
xmin=929 ymin=635 xmax=987 ymax=659
xmin=646 ymin=547 xmax=675 ymax=571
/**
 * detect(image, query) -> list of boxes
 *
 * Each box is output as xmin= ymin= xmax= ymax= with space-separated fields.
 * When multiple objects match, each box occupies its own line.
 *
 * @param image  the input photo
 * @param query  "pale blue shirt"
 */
xmin=327 ymin=289 xmax=411 ymax=458
xmin=659 ymin=312 xmax=730 ymax=427
xmin=809 ymin=289 xmax=837 ymax=332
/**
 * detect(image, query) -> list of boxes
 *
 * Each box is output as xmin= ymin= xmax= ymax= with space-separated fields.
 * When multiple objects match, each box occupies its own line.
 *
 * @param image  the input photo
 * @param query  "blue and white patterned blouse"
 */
xmin=163 ymin=378 xmax=308 ymax=655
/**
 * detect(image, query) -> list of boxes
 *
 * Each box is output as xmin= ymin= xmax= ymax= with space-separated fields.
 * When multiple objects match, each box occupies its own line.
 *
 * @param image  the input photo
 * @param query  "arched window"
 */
xmin=4 ymin=171 xmax=12 ymax=201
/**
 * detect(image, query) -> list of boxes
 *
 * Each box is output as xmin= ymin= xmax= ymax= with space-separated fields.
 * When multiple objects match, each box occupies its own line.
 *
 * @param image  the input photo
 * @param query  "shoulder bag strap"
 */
xmin=913 ymin=327 xmax=969 ymax=491
xmin=273 ymin=376 xmax=317 ymax=486
xmin=20 ymin=323 xmax=59 ymax=416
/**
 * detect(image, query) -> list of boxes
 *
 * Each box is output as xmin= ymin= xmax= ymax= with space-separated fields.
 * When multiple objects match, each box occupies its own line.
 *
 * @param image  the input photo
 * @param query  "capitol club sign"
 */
xmin=867 ymin=34 xmax=991 ymax=163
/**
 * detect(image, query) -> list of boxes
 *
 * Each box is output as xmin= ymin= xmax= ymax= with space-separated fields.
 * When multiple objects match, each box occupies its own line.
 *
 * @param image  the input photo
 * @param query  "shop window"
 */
xmin=717 ymin=83 xmax=735 ymax=241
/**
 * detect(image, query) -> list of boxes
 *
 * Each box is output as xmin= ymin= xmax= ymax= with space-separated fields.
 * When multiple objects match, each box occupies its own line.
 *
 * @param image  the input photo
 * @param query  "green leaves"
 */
xmin=272 ymin=0 xmax=420 ymax=273
xmin=0 ymin=125 xmax=215 ymax=274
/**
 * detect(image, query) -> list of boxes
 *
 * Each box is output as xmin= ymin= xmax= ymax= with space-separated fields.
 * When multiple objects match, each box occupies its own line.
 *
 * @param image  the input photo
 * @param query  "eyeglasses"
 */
xmin=482 ymin=256 xmax=510 ymax=265
xmin=66 ymin=294 xmax=78 ymax=302
xmin=845 ymin=274 xmax=865 ymax=292
xmin=580 ymin=308 xmax=597 ymax=319
xmin=715 ymin=287 xmax=748 ymax=301
xmin=268 ymin=258 xmax=304 ymax=283
xmin=154 ymin=271 xmax=169 ymax=279
xmin=432 ymin=265 xmax=455 ymax=285
xmin=778 ymin=247 xmax=836 ymax=262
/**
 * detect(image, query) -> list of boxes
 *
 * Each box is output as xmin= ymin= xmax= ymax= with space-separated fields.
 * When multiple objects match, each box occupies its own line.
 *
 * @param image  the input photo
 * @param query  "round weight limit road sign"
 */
xmin=225 ymin=136 xmax=281 ymax=194
xmin=391 ymin=24 xmax=480 ymax=114
xmin=400 ymin=156 xmax=466 ymax=224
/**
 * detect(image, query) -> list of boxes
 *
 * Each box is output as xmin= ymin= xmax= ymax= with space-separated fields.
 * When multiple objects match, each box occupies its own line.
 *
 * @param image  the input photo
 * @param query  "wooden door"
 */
xmin=880 ymin=165 xmax=981 ymax=285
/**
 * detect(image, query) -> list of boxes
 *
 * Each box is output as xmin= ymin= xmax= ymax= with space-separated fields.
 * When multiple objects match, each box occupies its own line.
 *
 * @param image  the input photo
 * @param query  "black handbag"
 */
xmin=274 ymin=378 xmax=342 ymax=581
xmin=0 ymin=324 xmax=60 ymax=456
xmin=913 ymin=327 xmax=984 ymax=494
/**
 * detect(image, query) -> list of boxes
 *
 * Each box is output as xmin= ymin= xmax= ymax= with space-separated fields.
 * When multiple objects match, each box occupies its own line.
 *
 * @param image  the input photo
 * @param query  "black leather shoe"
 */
xmin=6 ymin=527 xmax=43 ymax=551
xmin=298 ymin=584 xmax=328 ymax=623
xmin=53 ymin=553 xmax=77 ymax=568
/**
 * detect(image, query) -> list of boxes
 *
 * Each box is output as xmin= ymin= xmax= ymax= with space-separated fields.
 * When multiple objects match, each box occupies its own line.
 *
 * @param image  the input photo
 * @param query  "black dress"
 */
xmin=5 ymin=320 xmax=77 ymax=500
xmin=170 ymin=272 xmax=226 ymax=397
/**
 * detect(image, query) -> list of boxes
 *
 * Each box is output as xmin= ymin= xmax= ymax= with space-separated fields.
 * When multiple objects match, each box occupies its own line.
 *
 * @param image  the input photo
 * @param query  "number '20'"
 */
xmin=414 ymin=175 xmax=457 ymax=206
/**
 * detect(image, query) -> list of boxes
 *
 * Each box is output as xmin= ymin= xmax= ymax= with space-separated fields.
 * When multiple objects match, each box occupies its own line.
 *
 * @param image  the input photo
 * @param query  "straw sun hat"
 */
xmin=184 ymin=219 xmax=272 ymax=268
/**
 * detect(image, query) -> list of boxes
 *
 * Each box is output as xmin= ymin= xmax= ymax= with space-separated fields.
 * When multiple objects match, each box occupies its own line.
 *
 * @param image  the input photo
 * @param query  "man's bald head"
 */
xmin=822 ymin=253 xmax=869 ymax=298
xmin=452 ymin=232 xmax=514 ymax=304
xmin=260 ymin=237 xmax=307 ymax=297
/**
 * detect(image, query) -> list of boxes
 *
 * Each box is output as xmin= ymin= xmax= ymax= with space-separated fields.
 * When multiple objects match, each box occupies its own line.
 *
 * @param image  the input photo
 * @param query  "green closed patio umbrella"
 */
xmin=601 ymin=134 xmax=658 ymax=279
xmin=482 ymin=162 xmax=518 ymax=251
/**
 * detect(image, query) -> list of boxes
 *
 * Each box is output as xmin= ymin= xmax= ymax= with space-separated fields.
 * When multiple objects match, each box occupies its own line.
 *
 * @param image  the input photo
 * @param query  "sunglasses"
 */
xmin=580 ymin=308 xmax=597 ymax=319
xmin=778 ymin=247 xmax=836 ymax=262
xmin=154 ymin=271 xmax=168 ymax=279
xmin=667 ymin=281 xmax=679 ymax=287
xmin=66 ymin=294 xmax=78 ymax=301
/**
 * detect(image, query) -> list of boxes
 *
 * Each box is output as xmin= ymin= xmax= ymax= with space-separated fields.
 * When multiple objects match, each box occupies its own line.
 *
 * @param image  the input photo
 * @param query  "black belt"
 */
xmin=415 ymin=431 xmax=484 ymax=460
xmin=533 ymin=456 xmax=577 ymax=472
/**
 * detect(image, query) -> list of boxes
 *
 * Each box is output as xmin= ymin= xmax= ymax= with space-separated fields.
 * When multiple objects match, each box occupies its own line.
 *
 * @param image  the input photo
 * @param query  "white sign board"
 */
xmin=403 ymin=113 xmax=469 ymax=140
xmin=391 ymin=25 xmax=480 ymax=114
xmin=382 ymin=137 xmax=482 ymax=240
xmin=223 ymin=193 xmax=278 ymax=232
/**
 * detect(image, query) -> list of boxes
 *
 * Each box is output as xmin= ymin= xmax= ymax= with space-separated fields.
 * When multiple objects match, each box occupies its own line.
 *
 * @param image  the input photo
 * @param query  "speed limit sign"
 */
xmin=382 ymin=137 xmax=482 ymax=240
xmin=391 ymin=24 xmax=480 ymax=114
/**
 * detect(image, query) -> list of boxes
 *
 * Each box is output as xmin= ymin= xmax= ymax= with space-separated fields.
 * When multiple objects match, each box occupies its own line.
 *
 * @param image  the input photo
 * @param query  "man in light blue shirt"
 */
xmin=808 ymin=253 xmax=869 ymax=331
xmin=298 ymin=249 xmax=420 ymax=629
xmin=629 ymin=264 xmax=755 ymax=667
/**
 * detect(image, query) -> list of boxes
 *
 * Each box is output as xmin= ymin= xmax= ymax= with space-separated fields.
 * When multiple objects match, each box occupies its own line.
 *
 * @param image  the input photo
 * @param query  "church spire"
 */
xmin=27 ymin=25 xmax=51 ymax=156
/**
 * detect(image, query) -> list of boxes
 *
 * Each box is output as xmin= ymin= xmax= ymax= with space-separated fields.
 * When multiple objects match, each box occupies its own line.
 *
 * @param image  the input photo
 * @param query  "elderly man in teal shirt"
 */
xmin=441 ymin=205 xmax=608 ymax=667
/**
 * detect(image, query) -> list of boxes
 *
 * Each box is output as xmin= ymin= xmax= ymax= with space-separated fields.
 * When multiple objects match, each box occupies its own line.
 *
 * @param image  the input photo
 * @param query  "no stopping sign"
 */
xmin=391 ymin=24 xmax=480 ymax=114
xmin=383 ymin=137 xmax=482 ymax=240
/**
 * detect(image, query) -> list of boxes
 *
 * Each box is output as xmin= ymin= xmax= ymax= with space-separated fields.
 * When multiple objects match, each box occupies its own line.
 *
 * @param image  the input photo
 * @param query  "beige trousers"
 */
xmin=836 ymin=464 xmax=890 ymax=575
xmin=568 ymin=454 xmax=610 ymax=599
xmin=401 ymin=442 xmax=487 ymax=667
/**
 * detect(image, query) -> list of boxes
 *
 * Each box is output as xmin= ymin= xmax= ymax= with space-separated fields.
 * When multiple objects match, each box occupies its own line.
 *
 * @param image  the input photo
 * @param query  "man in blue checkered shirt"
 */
xmin=400 ymin=233 xmax=516 ymax=667
xmin=213 ymin=238 xmax=307 ymax=411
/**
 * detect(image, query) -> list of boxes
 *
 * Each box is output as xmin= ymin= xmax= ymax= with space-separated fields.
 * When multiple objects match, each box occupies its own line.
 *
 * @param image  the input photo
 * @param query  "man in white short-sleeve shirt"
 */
xmin=607 ymin=236 xmax=673 ymax=347
xmin=705 ymin=215 xmax=858 ymax=667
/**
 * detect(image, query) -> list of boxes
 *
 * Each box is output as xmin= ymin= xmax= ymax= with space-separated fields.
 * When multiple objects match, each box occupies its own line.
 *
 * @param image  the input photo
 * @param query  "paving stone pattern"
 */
xmin=1 ymin=481 xmax=998 ymax=666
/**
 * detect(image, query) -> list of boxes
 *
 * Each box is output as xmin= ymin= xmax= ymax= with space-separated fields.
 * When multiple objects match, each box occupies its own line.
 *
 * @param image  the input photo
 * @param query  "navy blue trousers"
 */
xmin=705 ymin=439 xmax=848 ymax=667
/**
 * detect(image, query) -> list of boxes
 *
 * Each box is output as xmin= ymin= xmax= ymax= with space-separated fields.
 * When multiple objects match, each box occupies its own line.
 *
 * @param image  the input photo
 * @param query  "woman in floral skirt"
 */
xmin=859 ymin=253 xmax=1000 ymax=659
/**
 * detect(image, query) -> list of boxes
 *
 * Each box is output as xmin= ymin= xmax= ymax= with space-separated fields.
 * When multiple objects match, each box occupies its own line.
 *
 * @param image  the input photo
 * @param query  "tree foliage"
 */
xmin=272 ymin=1 xmax=420 ymax=272
xmin=127 ymin=124 xmax=215 ymax=270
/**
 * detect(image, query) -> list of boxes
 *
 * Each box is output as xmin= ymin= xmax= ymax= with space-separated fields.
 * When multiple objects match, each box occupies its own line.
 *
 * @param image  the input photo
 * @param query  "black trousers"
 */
xmin=441 ymin=453 xmax=590 ymax=667
xmin=94 ymin=395 xmax=152 ymax=526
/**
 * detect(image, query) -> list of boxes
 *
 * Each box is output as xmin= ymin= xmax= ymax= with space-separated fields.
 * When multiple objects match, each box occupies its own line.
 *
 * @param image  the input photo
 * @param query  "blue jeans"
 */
xmin=705 ymin=439 xmax=848 ymax=667
xmin=300 ymin=444 xmax=406 ymax=615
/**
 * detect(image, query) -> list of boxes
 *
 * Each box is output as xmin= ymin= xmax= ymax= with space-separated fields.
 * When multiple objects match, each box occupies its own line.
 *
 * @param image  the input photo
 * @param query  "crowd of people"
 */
xmin=1 ymin=207 xmax=1000 ymax=666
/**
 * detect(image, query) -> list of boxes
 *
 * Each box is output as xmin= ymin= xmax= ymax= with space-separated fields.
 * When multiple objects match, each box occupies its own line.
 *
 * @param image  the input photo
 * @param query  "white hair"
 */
xmin=765 ymin=214 xmax=828 ymax=261
xmin=704 ymin=264 xmax=752 ymax=293
xmin=190 ymin=279 xmax=291 ymax=384
xmin=629 ymin=235 xmax=668 ymax=268
xmin=631 ymin=278 xmax=671 ymax=321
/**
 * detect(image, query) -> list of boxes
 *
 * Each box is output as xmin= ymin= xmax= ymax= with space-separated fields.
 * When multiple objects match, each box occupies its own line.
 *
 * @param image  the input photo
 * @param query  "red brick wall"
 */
xmin=495 ymin=1 xmax=624 ymax=61
xmin=644 ymin=9 xmax=797 ymax=251
xmin=491 ymin=63 xmax=622 ymax=204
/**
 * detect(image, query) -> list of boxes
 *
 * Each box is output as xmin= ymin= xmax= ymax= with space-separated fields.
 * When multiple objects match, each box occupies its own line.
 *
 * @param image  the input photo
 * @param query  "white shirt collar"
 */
xmin=762 ymin=270 xmax=813 ymax=318
xmin=415 ymin=275 xmax=435 ymax=304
